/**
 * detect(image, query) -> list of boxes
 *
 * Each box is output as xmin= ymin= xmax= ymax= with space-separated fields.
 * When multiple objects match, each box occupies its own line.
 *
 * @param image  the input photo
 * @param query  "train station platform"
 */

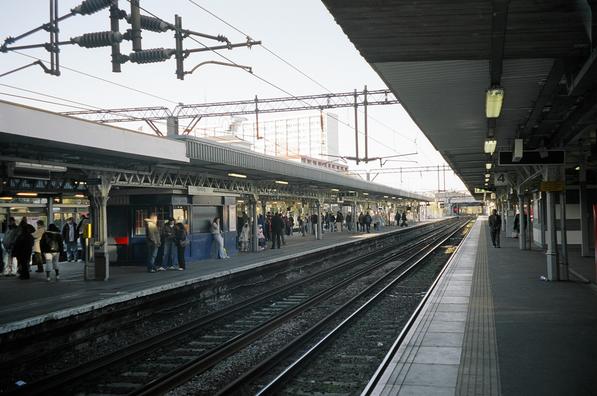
xmin=0 ymin=223 xmax=427 ymax=335
xmin=370 ymin=217 xmax=597 ymax=396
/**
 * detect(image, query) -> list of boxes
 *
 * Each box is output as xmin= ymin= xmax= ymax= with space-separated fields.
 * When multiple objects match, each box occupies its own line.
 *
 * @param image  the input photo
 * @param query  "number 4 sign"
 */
xmin=494 ymin=172 xmax=508 ymax=186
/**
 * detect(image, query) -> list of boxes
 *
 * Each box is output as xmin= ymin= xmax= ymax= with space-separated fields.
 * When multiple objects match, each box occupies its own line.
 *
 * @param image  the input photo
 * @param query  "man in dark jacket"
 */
xmin=271 ymin=213 xmax=284 ymax=249
xmin=364 ymin=212 xmax=372 ymax=233
xmin=13 ymin=218 xmax=34 ymax=280
xmin=62 ymin=217 xmax=78 ymax=262
xmin=488 ymin=209 xmax=502 ymax=248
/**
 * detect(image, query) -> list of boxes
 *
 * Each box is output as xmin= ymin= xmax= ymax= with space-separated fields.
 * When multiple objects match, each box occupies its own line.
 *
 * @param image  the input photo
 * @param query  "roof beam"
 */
xmin=490 ymin=0 xmax=510 ymax=86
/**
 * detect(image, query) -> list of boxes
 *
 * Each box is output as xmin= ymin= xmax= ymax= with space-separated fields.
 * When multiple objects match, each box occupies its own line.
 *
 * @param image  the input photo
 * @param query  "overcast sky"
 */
xmin=1 ymin=0 xmax=467 ymax=194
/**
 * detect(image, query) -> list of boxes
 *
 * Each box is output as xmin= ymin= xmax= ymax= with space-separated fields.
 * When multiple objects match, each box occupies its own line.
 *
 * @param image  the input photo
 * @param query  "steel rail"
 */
xmin=129 ymin=221 xmax=460 ymax=396
xmin=9 ymin=221 xmax=449 ymax=396
xmin=220 ymin=220 xmax=469 ymax=395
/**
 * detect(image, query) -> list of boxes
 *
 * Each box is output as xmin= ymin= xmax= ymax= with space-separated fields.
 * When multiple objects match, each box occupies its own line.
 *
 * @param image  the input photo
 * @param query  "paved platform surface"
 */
xmin=371 ymin=217 xmax=597 ymax=396
xmin=0 ymin=223 xmax=424 ymax=334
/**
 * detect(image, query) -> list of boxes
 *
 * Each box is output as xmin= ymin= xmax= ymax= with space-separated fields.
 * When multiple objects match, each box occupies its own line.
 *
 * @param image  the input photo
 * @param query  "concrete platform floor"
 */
xmin=0 ymin=223 xmax=421 ymax=333
xmin=372 ymin=218 xmax=597 ymax=396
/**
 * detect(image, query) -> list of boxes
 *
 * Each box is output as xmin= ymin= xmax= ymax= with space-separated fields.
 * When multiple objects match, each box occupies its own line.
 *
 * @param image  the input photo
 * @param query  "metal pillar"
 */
xmin=518 ymin=192 xmax=527 ymax=250
xmin=88 ymin=179 xmax=111 ymax=281
xmin=526 ymin=195 xmax=533 ymax=248
xmin=579 ymin=169 xmax=592 ymax=256
xmin=559 ymin=188 xmax=569 ymax=280
xmin=539 ymin=192 xmax=546 ymax=249
xmin=46 ymin=198 xmax=54 ymax=225
xmin=546 ymin=190 xmax=559 ymax=280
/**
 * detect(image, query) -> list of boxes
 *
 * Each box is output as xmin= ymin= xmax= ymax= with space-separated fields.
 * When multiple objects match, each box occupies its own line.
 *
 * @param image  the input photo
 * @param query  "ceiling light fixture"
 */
xmin=16 ymin=192 xmax=38 ymax=197
xmin=484 ymin=138 xmax=497 ymax=155
xmin=275 ymin=180 xmax=288 ymax=185
xmin=485 ymin=163 xmax=492 ymax=170
xmin=228 ymin=173 xmax=246 ymax=179
xmin=486 ymin=87 xmax=504 ymax=118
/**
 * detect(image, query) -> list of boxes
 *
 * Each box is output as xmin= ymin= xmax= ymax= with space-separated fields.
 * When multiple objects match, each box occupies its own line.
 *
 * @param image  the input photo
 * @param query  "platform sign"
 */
xmin=540 ymin=181 xmax=564 ymax=192
xmin=494 ymin=172 xmax=508 ymax=186
xmin=498 ymin=150 xmax=565 ymax=166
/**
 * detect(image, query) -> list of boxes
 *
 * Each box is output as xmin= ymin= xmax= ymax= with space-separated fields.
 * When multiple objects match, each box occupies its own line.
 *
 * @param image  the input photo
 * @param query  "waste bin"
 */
xmin=84 ymin=239 xmax=109 ymax=281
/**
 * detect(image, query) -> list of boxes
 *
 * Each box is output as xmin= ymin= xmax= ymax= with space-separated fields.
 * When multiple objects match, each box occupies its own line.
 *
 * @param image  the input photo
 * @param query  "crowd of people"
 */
xmin=0 ymin=214 xmax=89 ymax=281
xmin=144 ymin=214 xmax=189 ymax=273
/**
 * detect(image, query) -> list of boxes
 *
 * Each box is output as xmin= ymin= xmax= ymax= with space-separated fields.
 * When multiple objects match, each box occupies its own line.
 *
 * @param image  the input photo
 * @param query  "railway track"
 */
xmin=218 ymin=219 xmax=471 ymax=395
xmin=8 ymin=219 xmax=466 ymax=395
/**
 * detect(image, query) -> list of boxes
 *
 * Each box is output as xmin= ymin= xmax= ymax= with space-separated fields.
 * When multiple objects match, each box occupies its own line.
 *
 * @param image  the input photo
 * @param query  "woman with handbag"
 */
xmin=175 ymin=222 xmax=188 ymax=270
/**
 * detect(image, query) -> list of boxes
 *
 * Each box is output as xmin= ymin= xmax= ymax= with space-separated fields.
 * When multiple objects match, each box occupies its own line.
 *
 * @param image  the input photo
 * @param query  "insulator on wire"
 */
xmin=128 ymin=48 xmax=175 ymax=64
xmin=71 ymin=31 xmax=123 ymax=48
xmin=125 ymin=14 xmax=170 ymax=32
xmin=71 ymin=0 xmax=112 ymax=15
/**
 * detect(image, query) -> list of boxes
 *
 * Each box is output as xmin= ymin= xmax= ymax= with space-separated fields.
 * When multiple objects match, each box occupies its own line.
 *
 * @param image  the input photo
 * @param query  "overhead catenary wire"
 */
xmin=185 ymin=0 xmax=417 ymax=146
xmin=133 ymin=1 xmax=414 ymax=159
xmin=12 ymin=50 xmax=179 ymax=105
xmin=0 ymin=91 xmax=93 ymax=110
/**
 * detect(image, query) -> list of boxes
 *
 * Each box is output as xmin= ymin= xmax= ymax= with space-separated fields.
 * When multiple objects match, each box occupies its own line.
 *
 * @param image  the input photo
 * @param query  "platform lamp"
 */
xmin=486 ymin=87 xmax=504 ymax=118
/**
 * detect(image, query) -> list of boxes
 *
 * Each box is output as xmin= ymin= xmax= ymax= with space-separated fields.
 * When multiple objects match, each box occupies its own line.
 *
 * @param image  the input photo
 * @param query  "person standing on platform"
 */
xmin=336 ymin=211 xmax=344 ymax=232
xmin=239 ymin=221 xmax=251 ymax=252
xmin=77 ymin=213 xmax=90 ymax=262
xmin=271 ymin=213 xmax=283 ymax=249
xmin=346 ymin=212 xmax=352 ymax=231
xmin=13 ymin=218 xmax=34 ymax=280
xmin=401 ymin=212 xmax=408 ymax=227
xmin=489 ymin=209 xmax=502 ymax=248
xmin=211 ymin=217 xmax=229 ymax=259
xmin=32 ymin=220 xmax=46 ymax=273
xmin=62 ymin=217 xmax=78 ymax=262
xmin=364 ymin=212 xmax=372 ymax=233
xmin=358 ymin=212 xmax=364 ymax=232
xmin=2 ymin=217 xmax=18 ymax=276
xmin=162 ymin=219 xmax=179 ymax=270
xmin=395 ymin=212 xmax=401 ymax=227
xmin=144 ymin=214 xmax=161 ymax=273
xmin=513 ymin=213 xmax=520 ymax=238
xmin=175 ymin=222 xmax=187 ymax=270
xmin=41 ymin=223 xmax=63 ymax=281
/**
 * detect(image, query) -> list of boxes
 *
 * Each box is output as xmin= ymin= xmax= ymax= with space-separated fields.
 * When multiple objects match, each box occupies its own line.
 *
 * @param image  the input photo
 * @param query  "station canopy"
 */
xmin=321 ymin=0 xmax=597 ymax=195
xmin=0 ymin=100 xmax=427 ymax=202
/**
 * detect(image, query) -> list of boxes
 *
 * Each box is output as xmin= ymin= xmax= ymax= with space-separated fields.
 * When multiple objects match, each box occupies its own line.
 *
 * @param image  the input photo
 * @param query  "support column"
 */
xmin=559 ymin=188 xmax=569 ymax=280
xmin=88 ymin=177 xmax=111 ymax=281
xmin=539 ymin=192 xmax=546 ymax=249
xmin=579 ymin=169 xmax=592 ymax=256
xmin=544 ymin=167 xmax=560 ymax=280
xmin=518 ymin=191 xmax=527 ymax=250
xmin=46 ymin=198 xmax=54 ymax=225
xmin=526 ymin=194 xmax=533 ymax=248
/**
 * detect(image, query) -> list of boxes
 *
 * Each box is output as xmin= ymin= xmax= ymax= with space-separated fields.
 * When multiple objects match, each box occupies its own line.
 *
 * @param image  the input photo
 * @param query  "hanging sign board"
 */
xmin=498 ymin=150 xmax=565 ymax=166
xmin=188 ymin=186 xmax=216 ymax=195
xmin=540 ymin=181 xmax=565 ymax=192
xmin=494 ymin=172 xmax=508 ymax=186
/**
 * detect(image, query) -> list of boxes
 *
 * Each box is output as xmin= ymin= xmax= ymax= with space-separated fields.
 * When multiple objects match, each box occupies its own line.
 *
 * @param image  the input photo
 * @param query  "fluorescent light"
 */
xmin=484 ymin=138 xmax=497 ymax=155
xmin=17 ymin=192 xmax=38 ymax=197
xmin=0 ymin=196 xmax=12 ymax=200
xmin=384 ymin=195 xmax=389 ymax=198
xmin=575 ymin=166 xmax=581 ymax=171
xmin=237 ymin=199 xmax=244 ymax=203
xmin=486 ymin=88 xmax=504 ymax=118
xmin=74 ymin=194 xmax=85 ymax=198
xmin=485 ymin=173 xmax=490 ymax=178
xmin=15 ymin=162 xmax=67 ymax=172
xmin=331 ymin=188 xmax=340 ymax=192
xmin=363 ymin=192 xmax=369 ymax=196
xmin=228 ymin=173 xmax=246 ymax=179
xmin=275 ymin=180 xmax=288 ymax=185
xmin=485 ymin=163 xmax=492 ymax=170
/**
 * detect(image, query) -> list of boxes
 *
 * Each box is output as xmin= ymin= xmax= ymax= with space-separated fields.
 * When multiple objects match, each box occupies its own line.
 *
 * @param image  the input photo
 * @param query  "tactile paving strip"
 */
xmin=455 ymin=223 xmax=501 ymax=395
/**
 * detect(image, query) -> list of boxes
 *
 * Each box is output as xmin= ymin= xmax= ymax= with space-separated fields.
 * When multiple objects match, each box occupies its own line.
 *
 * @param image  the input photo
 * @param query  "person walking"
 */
xmin=175 ymin=222 xmax=188 ymax=270
xmin=13 ymin=218 xmax=34 ymax=280
xmin=162 ymin=219 xmax=179 ymax=270
xmin=40 ymin=223 xmax=64 ymax=281
xmin=61 ymin=217 xmax=78 ymax=262
xmin=211 ymin=217 xmax=229 ymax=259
xmin=488 ymin=209 xmax=502 ymax=248
xmin=145 ymin=214 xmax=161 ymax=273
xmin=32 ymin=220 xmax=46 ymax=273
xmin=271 ymin=213 xmax=283 ymax=249
xmin=2 ymin=217 xmax=18 ymax=276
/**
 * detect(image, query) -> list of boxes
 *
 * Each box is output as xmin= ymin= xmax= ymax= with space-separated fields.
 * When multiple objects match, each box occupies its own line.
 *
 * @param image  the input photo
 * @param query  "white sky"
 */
xmin=0 ymin=0 xmax=468 ymax=194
